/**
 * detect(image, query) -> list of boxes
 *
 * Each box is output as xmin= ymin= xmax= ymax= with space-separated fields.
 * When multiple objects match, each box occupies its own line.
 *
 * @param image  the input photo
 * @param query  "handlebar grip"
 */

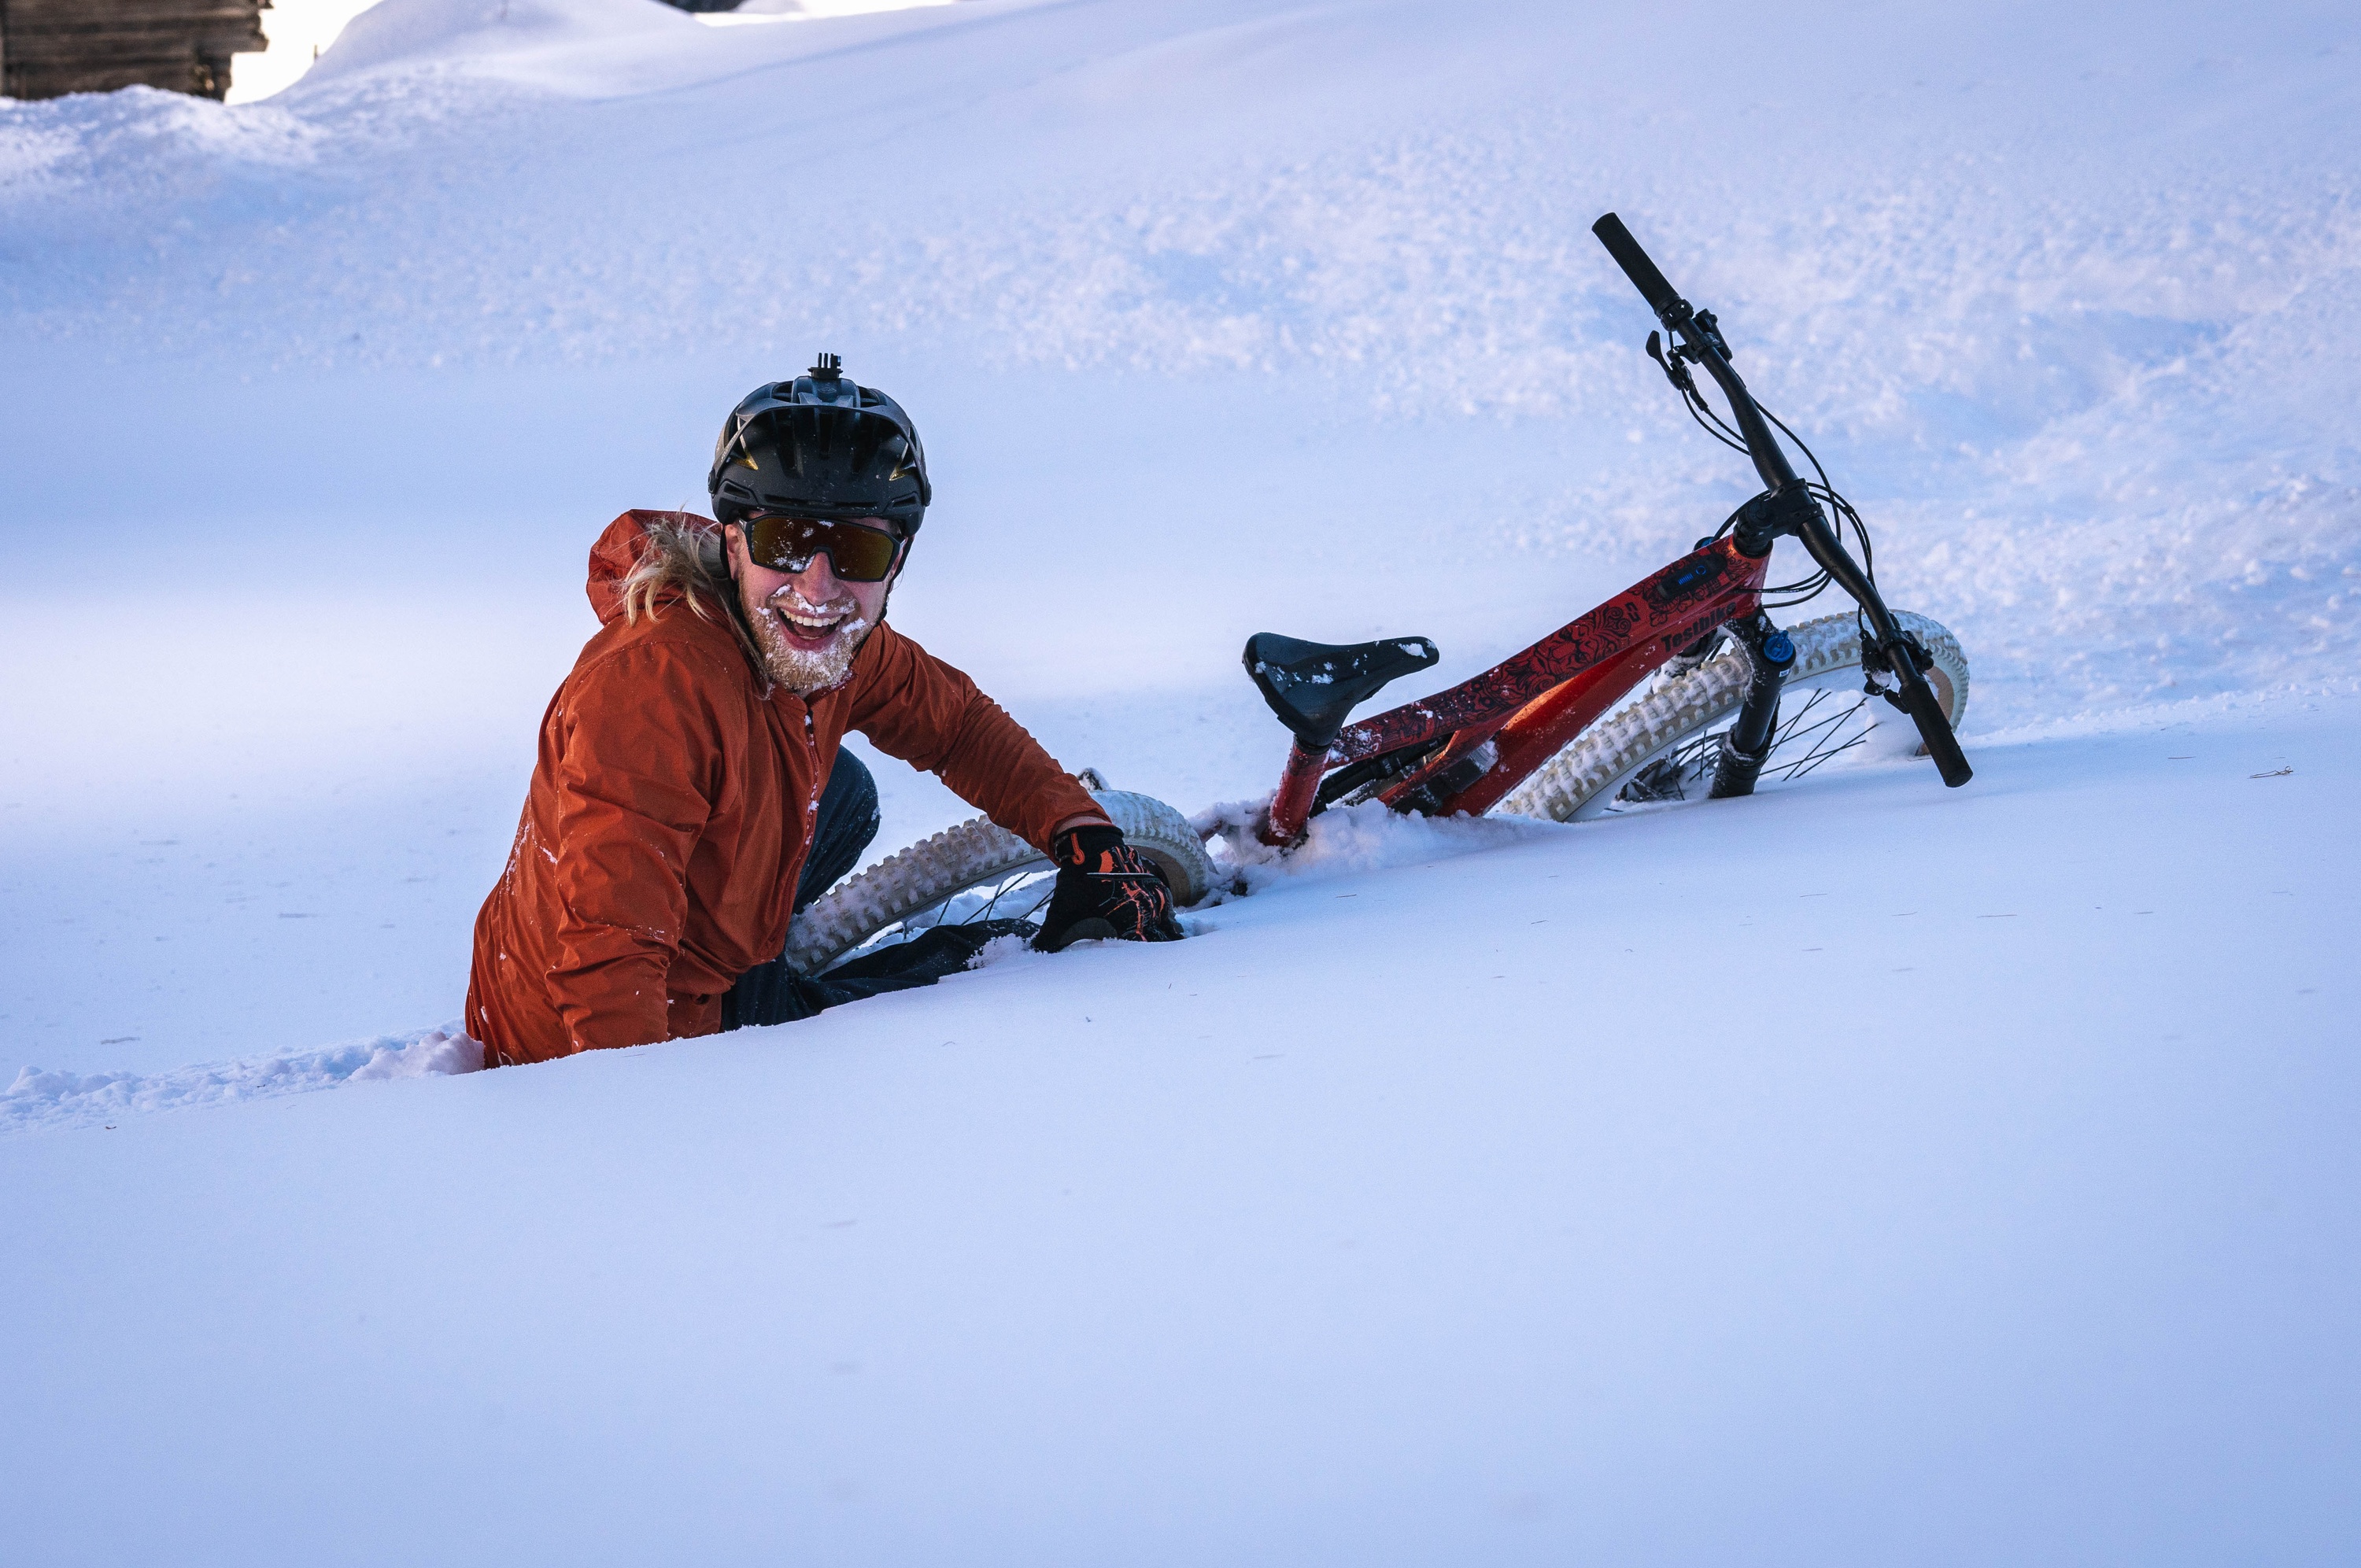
xmin=1892 ymin=671 xmax=1974 ymax=788
xmin=1592 ymin=212 xmax=1681 ymax=318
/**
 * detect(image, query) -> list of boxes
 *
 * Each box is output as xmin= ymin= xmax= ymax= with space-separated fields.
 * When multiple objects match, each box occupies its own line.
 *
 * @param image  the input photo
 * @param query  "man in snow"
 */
xmin=465 ymin=354 xmax=1181 ymax=1066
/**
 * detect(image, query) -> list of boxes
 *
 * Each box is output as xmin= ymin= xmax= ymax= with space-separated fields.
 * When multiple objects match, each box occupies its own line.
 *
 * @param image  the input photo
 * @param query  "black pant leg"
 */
xmin=723 ymin=751 xmax=881 ymax=1030
xmin=795 ymin=750 xmax=881 ymax=916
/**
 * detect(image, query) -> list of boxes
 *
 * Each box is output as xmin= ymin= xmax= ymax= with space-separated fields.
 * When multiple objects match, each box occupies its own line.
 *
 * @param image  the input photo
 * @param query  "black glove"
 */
xmin=1033 ymin=825 xmax=1185 ymax=952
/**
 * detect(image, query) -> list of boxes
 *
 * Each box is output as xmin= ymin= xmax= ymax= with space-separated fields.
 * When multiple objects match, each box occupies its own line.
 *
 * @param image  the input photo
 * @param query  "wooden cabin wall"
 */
xmin=1 ymin=0 xmax=271 ymax=101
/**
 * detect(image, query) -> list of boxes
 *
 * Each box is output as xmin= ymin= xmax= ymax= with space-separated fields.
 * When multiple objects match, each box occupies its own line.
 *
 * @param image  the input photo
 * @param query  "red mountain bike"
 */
xmin=785 ymin=215 xmax=1972 ymax=972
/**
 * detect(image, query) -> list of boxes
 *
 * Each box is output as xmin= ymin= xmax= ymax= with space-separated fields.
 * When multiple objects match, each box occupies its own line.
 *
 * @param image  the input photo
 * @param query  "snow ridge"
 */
xmin=2 ymin=1023 xmax=480 ymax=1136
xmin=1195 ymin=795 xmax=1570 ymax=899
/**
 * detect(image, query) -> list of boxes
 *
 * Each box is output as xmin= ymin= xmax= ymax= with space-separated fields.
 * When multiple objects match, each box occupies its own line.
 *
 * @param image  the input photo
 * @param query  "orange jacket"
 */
xmin=466 ymin=511 xmax=1105 ymax=1065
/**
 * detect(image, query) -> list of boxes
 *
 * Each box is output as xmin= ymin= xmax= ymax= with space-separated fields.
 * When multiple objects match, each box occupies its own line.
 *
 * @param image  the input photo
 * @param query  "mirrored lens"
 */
xmin=745 ymin=515 xmax=900 ymax=582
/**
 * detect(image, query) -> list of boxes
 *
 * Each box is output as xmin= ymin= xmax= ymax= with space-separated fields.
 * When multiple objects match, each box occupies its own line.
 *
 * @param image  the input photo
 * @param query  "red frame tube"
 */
xmin=1262 ymin=741 xmax=1330 ymax=846
xmin=1262 ymin=538 xmax=1770 ymax=842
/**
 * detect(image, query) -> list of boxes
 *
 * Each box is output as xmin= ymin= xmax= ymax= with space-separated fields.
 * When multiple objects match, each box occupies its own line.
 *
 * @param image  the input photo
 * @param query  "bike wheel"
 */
xmin=1496 ymin=611 xmax=1970 ymax=823
xmin=783 ymin=788 xmax=1217 ymax=976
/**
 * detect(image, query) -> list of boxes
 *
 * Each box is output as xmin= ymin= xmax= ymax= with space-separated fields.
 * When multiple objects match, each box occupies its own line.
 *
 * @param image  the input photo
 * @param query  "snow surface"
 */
xmin=2 ymin=0 xmax=2357 ymax=1559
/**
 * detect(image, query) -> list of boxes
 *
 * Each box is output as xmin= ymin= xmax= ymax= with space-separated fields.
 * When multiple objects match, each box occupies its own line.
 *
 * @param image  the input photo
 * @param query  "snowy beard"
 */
xmin=744 ymin=580 xmax=878 ymax=695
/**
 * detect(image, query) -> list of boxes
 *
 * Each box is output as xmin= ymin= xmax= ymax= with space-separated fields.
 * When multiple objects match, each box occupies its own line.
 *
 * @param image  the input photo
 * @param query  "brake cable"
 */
xmin=1647 ymin=330 xmax=1751 ymax=456
xmin=1649 ymin=319 xmax=1880 ymax=615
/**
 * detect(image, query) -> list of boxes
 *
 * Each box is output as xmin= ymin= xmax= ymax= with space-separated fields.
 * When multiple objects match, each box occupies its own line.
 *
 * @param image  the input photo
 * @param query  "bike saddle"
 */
xmin=1243 ymin=632 xmax=1440 ymax=749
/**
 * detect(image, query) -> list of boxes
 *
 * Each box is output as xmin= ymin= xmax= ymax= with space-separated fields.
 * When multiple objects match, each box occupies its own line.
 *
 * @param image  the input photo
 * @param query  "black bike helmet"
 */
xmin=708 ymin=352 xmax=932 ymax=537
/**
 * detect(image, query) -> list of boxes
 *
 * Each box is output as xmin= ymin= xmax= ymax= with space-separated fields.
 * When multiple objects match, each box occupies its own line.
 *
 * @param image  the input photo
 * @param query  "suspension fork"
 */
xmin=1709 ymin=613 xmax=1797 ymax=799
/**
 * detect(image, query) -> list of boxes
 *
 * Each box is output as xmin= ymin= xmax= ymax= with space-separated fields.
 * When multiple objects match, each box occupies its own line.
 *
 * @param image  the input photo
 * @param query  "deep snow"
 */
xmin=2 ymin=0 xmax=2358 ymax=1560
xmin=6 ymin=695 xmax=2355 ymax=1564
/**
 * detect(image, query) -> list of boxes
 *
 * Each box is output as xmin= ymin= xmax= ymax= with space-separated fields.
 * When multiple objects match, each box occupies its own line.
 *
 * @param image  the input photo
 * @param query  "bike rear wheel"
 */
xmin=784 ymin=787 xmax=1215 ymax=976
xmin=1496 ymin=611 xmax=1969 ymax=823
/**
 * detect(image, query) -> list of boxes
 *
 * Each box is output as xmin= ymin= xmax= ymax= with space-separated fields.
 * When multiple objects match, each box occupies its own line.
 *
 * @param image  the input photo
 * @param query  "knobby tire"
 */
xmin=785 ymin=788 xmax=1216 ymax=976
xmin=1497 ymin=611 xmax=1970 ymax=823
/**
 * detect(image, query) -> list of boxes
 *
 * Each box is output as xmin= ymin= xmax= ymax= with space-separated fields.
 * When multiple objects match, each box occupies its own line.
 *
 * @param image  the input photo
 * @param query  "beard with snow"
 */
xmin=745 ymin=580 xmax=877 ymax=695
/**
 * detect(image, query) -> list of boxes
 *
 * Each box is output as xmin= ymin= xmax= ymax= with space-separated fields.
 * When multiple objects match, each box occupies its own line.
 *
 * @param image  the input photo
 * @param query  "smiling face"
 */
xmin=725 ymin=520 xmax=902 ymax=695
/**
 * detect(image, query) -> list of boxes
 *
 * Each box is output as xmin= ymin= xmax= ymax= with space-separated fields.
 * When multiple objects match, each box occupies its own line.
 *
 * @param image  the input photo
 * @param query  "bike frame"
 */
xmin=1263 ymin=538 xmax=1770 ymax=842
xmin=1259 ymin=212 xmax=1971 ymax=846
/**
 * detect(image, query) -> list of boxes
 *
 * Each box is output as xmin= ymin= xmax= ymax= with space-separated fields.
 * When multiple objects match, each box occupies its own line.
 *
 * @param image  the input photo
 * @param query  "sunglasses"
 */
xmin=741 ymin=513 xmax=903 ymax=583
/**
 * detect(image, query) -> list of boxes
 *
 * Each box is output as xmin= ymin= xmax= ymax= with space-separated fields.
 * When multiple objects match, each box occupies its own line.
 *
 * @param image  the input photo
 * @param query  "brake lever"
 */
xmin=1645 ymin=330 xmax=1701 ymax=400
xmin=1860 ymin=631 xmax=1934 ymax=717
xmin=1861 ymin=632 xmax=1974 ymax=786
xmin=1860 ymin=629 xmax=1932 ymax=695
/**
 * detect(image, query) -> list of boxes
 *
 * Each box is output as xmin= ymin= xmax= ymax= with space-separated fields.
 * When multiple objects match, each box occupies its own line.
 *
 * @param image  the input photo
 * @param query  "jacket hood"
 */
xmin=586 ymin=509 xmax=719 ymax=628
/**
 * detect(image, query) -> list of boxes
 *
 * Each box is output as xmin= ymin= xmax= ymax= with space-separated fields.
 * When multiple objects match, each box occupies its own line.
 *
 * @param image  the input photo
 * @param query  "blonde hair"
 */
xmin=616 ymin=514 xmax=767 ymax=677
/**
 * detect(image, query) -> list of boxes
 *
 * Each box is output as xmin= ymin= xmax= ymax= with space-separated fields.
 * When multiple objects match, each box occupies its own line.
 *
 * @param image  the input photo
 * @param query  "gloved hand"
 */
xmin=1033 ymin=825 xmax=1186 ymax=952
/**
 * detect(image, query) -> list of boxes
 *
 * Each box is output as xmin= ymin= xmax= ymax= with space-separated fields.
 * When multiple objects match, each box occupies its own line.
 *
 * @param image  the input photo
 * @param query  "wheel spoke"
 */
xmin=1607 ymin=682 xmax=1880 ymax=810
xmin=1779 ymin=730 xmax=1869 ymax=780
xmin=837 ymin=865 xmax=1057 ymax=966
xmin=975 ymin=871 xmax=1021 ymax=921
xmin=1763 ymin=689 xmax=1872 ymax=780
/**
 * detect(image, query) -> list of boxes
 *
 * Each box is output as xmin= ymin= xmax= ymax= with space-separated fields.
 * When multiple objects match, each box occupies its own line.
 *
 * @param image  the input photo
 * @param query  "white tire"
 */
xmin=784 ymin=788 xmax=1216 ymax=975
xmin=1495 ymin=611 xmax=1970 ymax=823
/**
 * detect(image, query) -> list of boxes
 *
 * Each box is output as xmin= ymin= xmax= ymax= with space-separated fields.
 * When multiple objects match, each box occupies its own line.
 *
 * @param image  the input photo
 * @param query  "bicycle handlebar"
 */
xmin=1894 ymin=673 xmax=1975 ymax=786
xmin=1591 ymin=212 xmax=1680 ymax=318
xmin=1591 ymin=211 xmax=1972 ymax=788
xmin=1593 ymin=215 xmax=1795 ymax=496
